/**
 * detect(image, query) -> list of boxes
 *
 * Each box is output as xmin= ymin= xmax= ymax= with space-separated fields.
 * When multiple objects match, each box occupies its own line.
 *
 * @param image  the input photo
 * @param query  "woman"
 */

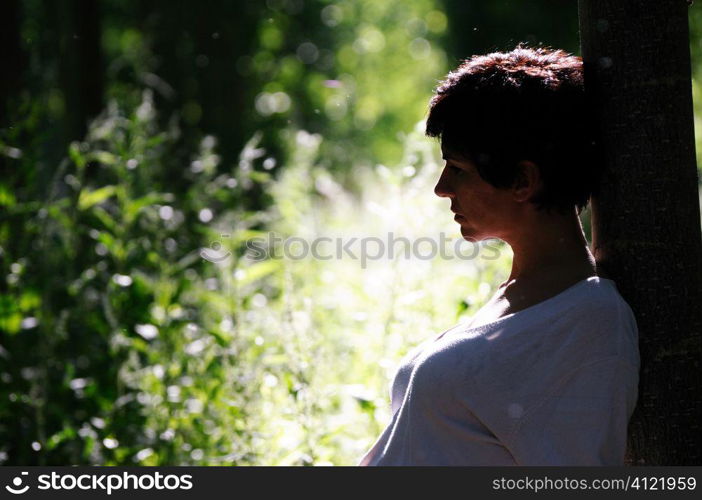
xmin=359 ymin=46 xmax=640 ymax=466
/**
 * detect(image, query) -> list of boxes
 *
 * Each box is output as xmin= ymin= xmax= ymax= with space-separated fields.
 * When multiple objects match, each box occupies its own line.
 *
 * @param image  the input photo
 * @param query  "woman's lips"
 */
xmin=453 ymin=213 xmax=465 ymax=221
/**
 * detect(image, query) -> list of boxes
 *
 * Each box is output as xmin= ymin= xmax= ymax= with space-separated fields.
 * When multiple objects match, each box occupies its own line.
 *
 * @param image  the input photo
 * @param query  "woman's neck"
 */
xmin=503 ymin=207 xmax=596 ymax=287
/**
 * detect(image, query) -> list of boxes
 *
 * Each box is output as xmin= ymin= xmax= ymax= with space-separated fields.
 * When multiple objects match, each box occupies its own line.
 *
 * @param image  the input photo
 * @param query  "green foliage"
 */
xmin=0 ymin=90 xmax=271 ymax=464
xmin=247 ymin=0 xmax=448 ymax=174
xmin=689 ymin=3 xmax=702 ymax=176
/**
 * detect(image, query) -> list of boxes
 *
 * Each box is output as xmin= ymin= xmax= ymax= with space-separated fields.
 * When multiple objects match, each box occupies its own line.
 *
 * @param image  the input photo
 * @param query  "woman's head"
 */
xmin=426 ymin=45 xmax=599 ymax=215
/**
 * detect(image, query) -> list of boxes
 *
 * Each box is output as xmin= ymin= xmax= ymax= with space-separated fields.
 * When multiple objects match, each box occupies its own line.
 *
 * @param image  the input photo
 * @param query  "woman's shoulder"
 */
xmin=548 ymin=276 xmax=640 ymax=367
xmin=470 ymin=275 xmax=635 ymax=333
xmin=522 ymin=275 xmax=636 ymax=323
xmin=571 ymin=277 xmax=638 ymax=324
xmin=472 ymin=275 xmax=639 ymax=366
xmin=412 ymin=276 xmax=639 ymax=374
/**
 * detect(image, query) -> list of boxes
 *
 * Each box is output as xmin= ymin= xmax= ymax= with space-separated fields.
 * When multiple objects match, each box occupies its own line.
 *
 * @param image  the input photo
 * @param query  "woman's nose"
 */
xmin=434 ymin=168 xmax=454 ymax=198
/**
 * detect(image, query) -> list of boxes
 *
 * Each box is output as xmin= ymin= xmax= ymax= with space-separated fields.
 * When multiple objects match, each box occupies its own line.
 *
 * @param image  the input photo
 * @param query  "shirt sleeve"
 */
xmin=509 ymin=356 xmax=639 ymax=465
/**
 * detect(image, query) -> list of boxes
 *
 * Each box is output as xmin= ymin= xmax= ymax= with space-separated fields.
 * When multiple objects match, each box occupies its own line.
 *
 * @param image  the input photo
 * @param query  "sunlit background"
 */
xmin=1 ymin=0 xmax=701 ymax=465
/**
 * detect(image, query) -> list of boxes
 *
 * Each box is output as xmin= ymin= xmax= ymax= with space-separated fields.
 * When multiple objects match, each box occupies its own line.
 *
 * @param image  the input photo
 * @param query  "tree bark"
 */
xmin=0 ymin=0 xmax=25 ymax=128
xmin=53 ymin=0 xmax=104 ymax=142
xmin=578 ymin=0 xmax=702 ymax=465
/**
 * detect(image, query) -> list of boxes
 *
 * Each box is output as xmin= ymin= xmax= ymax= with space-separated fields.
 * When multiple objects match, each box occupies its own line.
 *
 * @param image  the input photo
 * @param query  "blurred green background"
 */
xmin=1 ymin=0 xmax=700 ymax=465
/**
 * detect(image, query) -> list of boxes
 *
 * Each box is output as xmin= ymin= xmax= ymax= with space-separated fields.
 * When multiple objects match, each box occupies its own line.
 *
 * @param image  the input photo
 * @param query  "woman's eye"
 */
xmin=447 ymin=165 xmax=462 ymax=174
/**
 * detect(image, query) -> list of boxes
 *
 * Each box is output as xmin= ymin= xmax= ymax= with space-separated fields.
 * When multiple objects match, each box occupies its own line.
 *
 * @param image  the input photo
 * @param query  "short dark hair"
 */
xmin=426 ymin=45 xmax=598 ymax=214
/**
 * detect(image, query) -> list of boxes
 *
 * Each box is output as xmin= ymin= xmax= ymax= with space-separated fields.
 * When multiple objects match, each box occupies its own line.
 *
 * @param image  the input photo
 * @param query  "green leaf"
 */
xmin=47 ymin=426 xmax=77 ymax=450
xmin=88 ymin=150 xmax=119 ymax=165
xmin=79 ymin=186 xmax=117 ymax=210
xmin=69 ymin=141 xmax=86 ymax=169
xmin=19 ymin=290 xmax=41 ymax=311
xmin=144 ymin=133 xmax=168 ymax=148
xmin=91 ymin=206 xmax=117 ymax=233
xmin=124 ymin=193 xmax=174 ymax=224
xmin=248 ymin=171 xmax=271 ymax=183
xmin=0 ymin=312 xmax=22 ymax=334
xmin=0 ymin=184 xmax=16 ymax=207
xmin=235 ymin=260 xmax=280 ymax=286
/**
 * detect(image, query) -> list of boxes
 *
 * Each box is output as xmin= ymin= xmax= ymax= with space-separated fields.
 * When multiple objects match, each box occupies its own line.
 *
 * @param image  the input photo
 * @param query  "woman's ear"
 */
xmin=512 ymin=160 xmax=542 ymax=203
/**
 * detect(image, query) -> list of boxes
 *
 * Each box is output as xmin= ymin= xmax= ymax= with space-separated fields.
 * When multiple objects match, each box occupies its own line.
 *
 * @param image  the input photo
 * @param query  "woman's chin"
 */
xmin=459 ymin=226 xmax=480 ymax=242
xmin=461 ymin=224 xmax=475 ymax=241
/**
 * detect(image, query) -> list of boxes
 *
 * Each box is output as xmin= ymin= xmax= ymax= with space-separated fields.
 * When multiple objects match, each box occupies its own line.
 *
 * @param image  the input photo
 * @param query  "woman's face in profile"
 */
xmin=435 ymin=145 xmax=516 ymax=242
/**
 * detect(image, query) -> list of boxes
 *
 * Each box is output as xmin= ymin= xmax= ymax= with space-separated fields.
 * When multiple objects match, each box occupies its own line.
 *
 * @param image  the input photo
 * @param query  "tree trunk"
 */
xmin=53 ymin=0 xmax=104 ymax=142
xmin=0 ymin=0 xmax=25 ymax=128
xmin=578 ymin=0 xmax=702 ymax=465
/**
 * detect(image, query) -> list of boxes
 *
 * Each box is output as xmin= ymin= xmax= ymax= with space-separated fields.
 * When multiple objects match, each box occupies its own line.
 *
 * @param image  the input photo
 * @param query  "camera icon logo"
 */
xmin=200 ymin=234 xmax=232 ymax=263
xmin=5 ymin=471 xmax=29 ymax=494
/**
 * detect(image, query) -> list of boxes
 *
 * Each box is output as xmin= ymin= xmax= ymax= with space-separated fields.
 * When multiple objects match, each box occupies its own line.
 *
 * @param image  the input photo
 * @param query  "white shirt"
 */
xmin=359 ymin=276 xmax=640 ymax=466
